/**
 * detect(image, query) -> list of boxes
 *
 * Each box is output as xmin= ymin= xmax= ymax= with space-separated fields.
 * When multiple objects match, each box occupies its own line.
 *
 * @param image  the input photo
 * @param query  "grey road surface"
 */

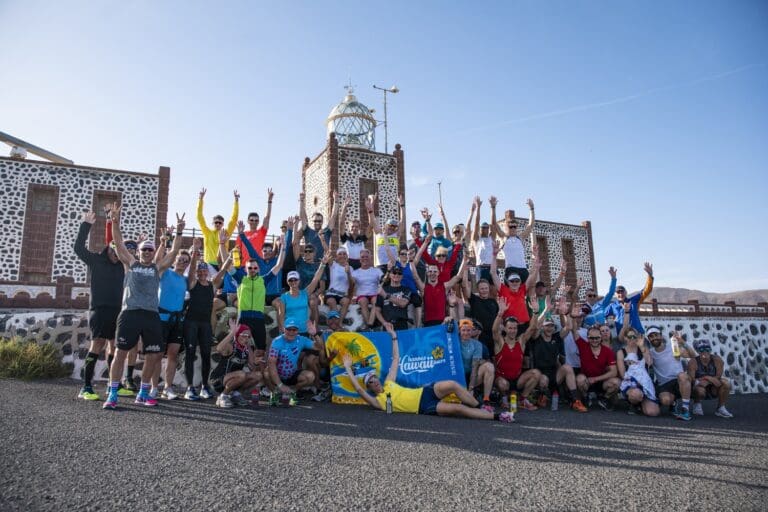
xmin=1 ymin=379 xmax=766 ymax=511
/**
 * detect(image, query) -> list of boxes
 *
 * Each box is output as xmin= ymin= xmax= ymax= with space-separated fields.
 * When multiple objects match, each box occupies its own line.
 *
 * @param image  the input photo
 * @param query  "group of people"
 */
xmin=73 ymin=189 xmax=735 ymax=422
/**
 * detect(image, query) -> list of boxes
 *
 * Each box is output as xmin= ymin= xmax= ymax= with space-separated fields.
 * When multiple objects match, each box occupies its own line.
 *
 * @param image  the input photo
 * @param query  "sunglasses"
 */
xmin=587 ymin=293 xmax=596 ymax=298
xmin=140 ymin=248 xmax=155 ymax=252
xmin=436 ymin=254 xmax=447 ymax=258
xmin=238 ymin=331 xmax=252 ymax=338
xmin=587 ymin=336 xmax=601 ymax=341
xmin=214 ymin=221 xmax=223 ymax=225
xmin=508 ymin=279 xmax=521 ymax=283
xmin=288 ymin=278 xmax=299 ymax=282
xmin=452 ymin=231 xmax=461 ymax=234
xmin=626 ymin=334 xmax=638 ymax=340
xmin=285 ymin=327 xmax=299 ymax=332
xmin=508 ymin=224 xmax=518 ymax=228
xmin=399 ymin=252 xmax=408 ymax=256
xmin=247 ymin=267 xmax=259 ymax=271
xmin=248 ymin=218 xmax=259 ymax=222
xmin=390 ymin=271 xmax=403 ymax=275
xmin=280 ymin=226 xmax=287 ymax=230
xmin=616 ymin=289 xmax=627 ymax=293
xmin=304 ymin=249 xmax=315 ymax=253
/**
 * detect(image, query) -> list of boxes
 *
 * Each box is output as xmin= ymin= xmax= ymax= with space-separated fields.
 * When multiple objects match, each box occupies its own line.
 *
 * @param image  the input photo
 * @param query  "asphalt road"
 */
xmin=1 ymin=379 xmax=766 ymax=511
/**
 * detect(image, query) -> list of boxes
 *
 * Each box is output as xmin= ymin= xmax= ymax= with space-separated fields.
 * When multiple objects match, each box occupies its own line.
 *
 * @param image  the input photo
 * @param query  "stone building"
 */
xmin=0 ymin=152 xmax=170 ymax=308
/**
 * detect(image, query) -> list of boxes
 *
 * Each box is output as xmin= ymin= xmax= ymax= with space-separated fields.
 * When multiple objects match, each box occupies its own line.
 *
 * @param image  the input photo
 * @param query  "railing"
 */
xmin=639 ymin=299 xmax=768 ymax=317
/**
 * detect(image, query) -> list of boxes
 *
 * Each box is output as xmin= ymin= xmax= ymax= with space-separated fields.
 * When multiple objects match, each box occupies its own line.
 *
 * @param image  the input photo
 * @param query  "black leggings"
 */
xmin=184 ymin=320 xmax=213 ymax=387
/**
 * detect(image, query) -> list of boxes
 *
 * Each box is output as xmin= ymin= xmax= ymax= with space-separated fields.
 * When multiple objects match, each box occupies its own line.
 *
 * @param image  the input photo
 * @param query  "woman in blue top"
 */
xmin=279 ymin=252 xmax=330 ymax=334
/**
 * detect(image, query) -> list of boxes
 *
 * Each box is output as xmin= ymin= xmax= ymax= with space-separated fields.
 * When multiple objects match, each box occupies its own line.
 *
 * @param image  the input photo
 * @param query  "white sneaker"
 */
xmin=149 ymin=388 xmax=158 ymax=399
xmin=200 ymin=386 xmax=214 ymax=400
xmin=715 ymin=406 xmax=734 ymax=418
xmin=216 ymin=394 xmax=233 ymax=408
xmin=260 ymin=387 xmax=271 ymax=398
xmin=692 ymin=402 xmax=704 ymax=416
xmin=163 ymin=386 xmax=178 ymax=400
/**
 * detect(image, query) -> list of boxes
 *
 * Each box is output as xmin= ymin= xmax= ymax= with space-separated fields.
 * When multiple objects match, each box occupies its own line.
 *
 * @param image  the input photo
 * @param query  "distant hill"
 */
xmin=646 ymin=287 xmax=768 ymax=305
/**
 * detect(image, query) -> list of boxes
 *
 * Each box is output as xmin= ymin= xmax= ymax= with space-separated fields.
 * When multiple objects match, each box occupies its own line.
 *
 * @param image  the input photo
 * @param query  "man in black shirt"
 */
xmin=74 ymin=212 xmax=125 ymax=401
xmin=527 ymin=318 xmax=579 ymax=409
xmin=374 ymin=267 xmax=421 ymax=331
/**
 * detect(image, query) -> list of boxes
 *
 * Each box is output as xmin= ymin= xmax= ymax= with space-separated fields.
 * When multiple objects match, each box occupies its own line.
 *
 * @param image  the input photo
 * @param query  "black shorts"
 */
xmin=282 ymin=370 xmax=302 ymax=386
xmin=116 ymin=309 xmax=163 ymax=353
xmin=423 ymin=319 xmax=443 ymax=327
xmin=656 ymin=379 xmax=681 ymax=398
xmin=587 ymin=382 xmax=604 ymax=395
xmin=161 ymin=316 xmax=184 ymax=346
xmin=504 ymin=266 xmax=529 ymax=284
xmin=90 ymin=307 xmax=120 ymax=340
xmin=418 ymin=384 xmax=441 ymax=415
xmin=324 ymin=293 xmax=346 ymax=305
xmin=239 ymin=315 xmax=266 ymax=350
xmin=539 ymin=367 xmax=558 ymax=391
xmin=348 ymin=259 xmax=361 ymax=270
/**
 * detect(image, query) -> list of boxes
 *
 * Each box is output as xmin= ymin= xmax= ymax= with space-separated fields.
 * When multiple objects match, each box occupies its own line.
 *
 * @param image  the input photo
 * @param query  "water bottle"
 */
xmin=551 ymin=391 xmax=559 ymax=411
xmin=587 ymin=392 xmax=597 ymax=408
xmin=232 ymin=247 xmax=241 ymax=268
xmin=251 ymin=386 xmax=260 ymax=407
xmin=671 ymin=337 xmax=681 ymax=359
xmin=510 ymin=392 xmax=518 ymax=413
xmin=386 ymin=393 xmax=393 ymax=414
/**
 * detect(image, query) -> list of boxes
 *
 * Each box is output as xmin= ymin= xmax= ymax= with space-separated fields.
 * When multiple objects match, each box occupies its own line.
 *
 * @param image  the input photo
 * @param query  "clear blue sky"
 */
xmin=2 ymin=1 xmax=766 ymax=293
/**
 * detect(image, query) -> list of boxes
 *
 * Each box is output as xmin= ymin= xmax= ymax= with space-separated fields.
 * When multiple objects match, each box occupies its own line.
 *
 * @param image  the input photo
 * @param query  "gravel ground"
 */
xmin=1 ymin=379 xmax=766 ymax=511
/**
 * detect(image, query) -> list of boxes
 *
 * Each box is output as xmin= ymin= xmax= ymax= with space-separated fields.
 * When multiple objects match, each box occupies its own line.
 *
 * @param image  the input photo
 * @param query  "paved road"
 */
xmin=1 ymin=379 xmax=766 ymax=511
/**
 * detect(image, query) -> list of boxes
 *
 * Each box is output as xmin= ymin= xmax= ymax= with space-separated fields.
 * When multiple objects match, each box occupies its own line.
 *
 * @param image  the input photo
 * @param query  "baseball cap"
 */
xmin=284 ymin=318 xmax=300 ymax=330
xmin=234 ymin=324 xmax=252 ymax=338
xmin=535 ymin=281 xmax=546 ymax=288
xmin=327 ymin=311 xmax=341 ymax=320
xmin=287 ymin=271 xmax=300 ymax=281
xmin=542 ymin=319 xmax=555 ymax=327
xmin=480 ymin=222 xmax=490 ymax=227
xmin=434 ymin=222 xmax=444 ymax=229
xmin=124 ymin=240 xmax=138 ymax=251
xmin=336 ymin=248 xmax=348 ymax=255
xmin=197 ymin=262 xmax=209 ymax=271
xmin=645 ymin=326 xmax=662 ymax=336
xmin=507 ymin=273 xmax=521 ymax=282
xmin=138 ymin=240 xmax=155 ymax=251
xmin=363 ymin=372 xmax=377 ymax=385
xmin=387 ymin=218 xmax=399 ymax=226
xmin=693 ymin=340 xmax=712 ymax=353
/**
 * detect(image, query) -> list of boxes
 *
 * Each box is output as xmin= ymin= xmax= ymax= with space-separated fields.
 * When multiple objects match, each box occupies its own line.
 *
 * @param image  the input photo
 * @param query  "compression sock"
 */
xmin=107 ymin=354 xmax=114 ymax=370
xmin=139 ymin=382 xmax=150 ymax=396
xmin=569 ymin=388 xmax=580 ymax=401
xmin=483 ymin=395 xmax=490 ymax=403
xmin=109 ymin=381 xmax=120 ymax=396
xmin=83 ymin=352 xmax=99 ymax=387
xmin=682 ymin=399 xmax=691 ymax=408
xmin=126 ymin=365 xmax=135 ymax=381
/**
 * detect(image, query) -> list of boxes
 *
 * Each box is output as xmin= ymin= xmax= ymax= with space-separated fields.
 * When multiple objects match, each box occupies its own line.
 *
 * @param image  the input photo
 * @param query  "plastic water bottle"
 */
xmin=386 ymin=393 xmax=393 ymax=414
xmin=671 ymin=337 xmax=681 ymax=359
xmin=510 ymin=392 xmax=518 ymax=413
xmin=551 ymin=391 xmax=559 ymax=411
xmin=251 ymin=387 xmax=260 ymax=407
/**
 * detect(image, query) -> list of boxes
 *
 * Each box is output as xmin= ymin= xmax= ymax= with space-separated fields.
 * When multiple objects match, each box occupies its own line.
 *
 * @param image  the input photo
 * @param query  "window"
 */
xmin=536 ymin=236 xmax=551 ymax=286
xmin=561 ymin=239 xmax=577 ymax=289
xmin=20 ymin=184 xmax=59 ymax=282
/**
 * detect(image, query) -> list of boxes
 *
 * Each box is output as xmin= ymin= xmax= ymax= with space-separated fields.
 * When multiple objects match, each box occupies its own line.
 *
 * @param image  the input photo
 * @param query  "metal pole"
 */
xmin=383 ymin=89 xmax=388 ymax=154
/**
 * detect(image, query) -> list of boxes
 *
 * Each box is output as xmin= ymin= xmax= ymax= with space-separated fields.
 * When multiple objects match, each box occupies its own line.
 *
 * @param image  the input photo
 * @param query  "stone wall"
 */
xmin=2 ymin=307 xmax=766 ymax=393
xmin=302 ymin=149 xmax=331 ymax=221
xmin=0 ymin=157 xmax=162 ymax=285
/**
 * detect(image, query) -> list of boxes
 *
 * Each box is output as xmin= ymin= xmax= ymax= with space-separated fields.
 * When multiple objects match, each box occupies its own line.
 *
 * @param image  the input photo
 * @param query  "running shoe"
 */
xmin=715 ymin=406 xmax=734 ymax=418
xmin=571 ymin=399 xmax=588 ymax=413
xmin=231 ymin=392 xmax=246 ymax=407
xmin=184 ymin=387 xmax=200 ymax=401
xmin=268 ymin=391 xmax=280 ymax=407
xmin=498 ymin=411 xmax=515 ymax=423
xmin=692 ymin=402 xmax=704 ymax=416
xmin=78 ymin=386 xmax=100 ymax=401
xmin=149 ymin=388 xmax=158 ymax=400
xmin=102 ymin=394 xmax=118 ymax=410
xmin=311 ymin=388 xmax=332 ymax=402
xmin=200 ymin=386 xmax=214 ymax=400
xmin=597 ymin=398 xmax=614 ymax=411
xmin=216 ymin=394 xmax=234 ymax=408
xmin=676 ymin=406 xmax=692 ymax=421
xmin=481 ymin=402 xmax=494 ymax=413
xmin=162 ymin=386 xmax=178 ymax=400
xmin=116 ymin=386 xmax=135 ymax=397
xmin=521 ymin=399 xmax=538 ymax=411
xmin=288 ymin=392 xmax=299 ymax=407
xmin=135 ymin=393 xmax=158 ymax=407
xmin=536 ymin=394 xmax=549 ymax=409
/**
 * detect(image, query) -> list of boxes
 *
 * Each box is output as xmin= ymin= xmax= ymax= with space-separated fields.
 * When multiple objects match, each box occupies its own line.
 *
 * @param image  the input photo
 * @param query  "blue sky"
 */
xmin=1 ymin=1 xmax=766 ymax=293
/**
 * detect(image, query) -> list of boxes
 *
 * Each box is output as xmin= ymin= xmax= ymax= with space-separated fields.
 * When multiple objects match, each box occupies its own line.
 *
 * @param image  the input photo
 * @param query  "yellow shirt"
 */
xmin=375 ymin=381 xmax=423 ymax=414
xmin=197 ymin=197 xmax=239 ymax=265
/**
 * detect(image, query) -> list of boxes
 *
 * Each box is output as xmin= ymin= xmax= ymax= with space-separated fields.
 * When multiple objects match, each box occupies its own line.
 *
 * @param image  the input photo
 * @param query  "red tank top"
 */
xmin=494 ymin=341 xmax=523 ymax=380
xmin=423 ymin=282 xmax=447 ymax=323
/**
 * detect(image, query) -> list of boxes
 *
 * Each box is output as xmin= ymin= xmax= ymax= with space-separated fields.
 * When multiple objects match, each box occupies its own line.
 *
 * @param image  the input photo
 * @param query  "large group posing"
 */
xmin=74 ymin=189 xmax=735 ymax=423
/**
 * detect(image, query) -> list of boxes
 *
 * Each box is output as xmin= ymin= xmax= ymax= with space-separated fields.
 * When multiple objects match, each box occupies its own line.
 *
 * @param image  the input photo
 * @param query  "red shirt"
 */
xmin=236 ymin=227 xmax=267 ymax=261
xmin=421 ymin=243 xmax=462 ymax=284
xmin=576 ymin=337 xmax=616 ymax=378
xmin=494 ymin=341 xmax=523 ymax=380
xmin=497 ymin=283 xmax=530 ymax=323
xmin=423 ymin=282 xmax=447 ymax=323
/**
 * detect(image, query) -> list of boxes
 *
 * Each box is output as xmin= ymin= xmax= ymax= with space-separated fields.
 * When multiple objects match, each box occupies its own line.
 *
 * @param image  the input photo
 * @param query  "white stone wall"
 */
xmin=0 ymin=158 xmax=159 ymax=283
xmin=338 ymin=148 xmax=399 ymax=225
xmin=303 ymin=150 xmax=331 ymax=221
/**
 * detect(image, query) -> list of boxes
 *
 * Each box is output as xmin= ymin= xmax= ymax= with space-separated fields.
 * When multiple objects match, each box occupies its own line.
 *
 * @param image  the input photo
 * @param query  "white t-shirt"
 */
xmin=502 ymin=236 xmax=526 ymax=268
xmin=650 ymin=342 xmax=683 ymax=385
xmin=564 ymin=328 xmax=588 ymax=368
xmin=352 ymin=266 xmax=383 ymax=296
xmin=327 ymin=262 xmax=350 ymax=296
xmin=474 ymin=236 xmax=495 ymax=265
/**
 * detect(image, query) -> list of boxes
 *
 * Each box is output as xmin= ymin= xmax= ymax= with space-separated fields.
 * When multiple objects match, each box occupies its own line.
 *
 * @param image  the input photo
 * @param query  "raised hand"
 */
xmin=420 ymin=207 xmax=431 ymax=220
xmin=82 ymin=211 xmax=96 ymax=224
xmin=447 ymin=289 xmax=458 ymax=307
xmin=322 ymin=253 xmax=333 ymax=265
xmin=218 ymin=228 xmax=229 ymax=244
xmin=267 ymin=188 xmax=274 ymax=201
xmin=192 ymin=238 xmax=203 ymax=250
xmin=492 ymin=239 xmax=501 ymax=253
xmin=560 ymin=259 xmax=567 ymax=275
xmin=622 ymin=301 xmax=631 ymax=313
xmin=175 ymin=213 xmax=186 ymax=233
xmin=488 ymin=196 xmax=498 ymax=208
xmin=233 ymin=189 xmax=240 ymax=201
xmin=199 ymin=188 xmax=207 ymax=199
xmin=526 ymin=198 xmax=535 ymax=210
xmin=228 ymin=317 xmax=238 ymax=333
xmin=644 ymin=262 xmax=653 ymax=277
xmin=299 ymin=192 xmax=305 ymax=202
xmin=497 ymin=295 xmax=508 ymax=313
xmin=110 ymin=203 xmax=122 ymax=222
xmin=474 ymin=195 xmax=482 ymax=207
xmin=397 ymin=194 xmax=404 ymax=207
xmin=306 ymin=319 xmax=317 ymax=337
xmin=609 ymin=266 xmax=617 ymax=279
xmin=556 ymin=296 xmax=568 ymax=315
xmin=343 ymin=196 xmax=353 ymax=209
xmin=576 ymin=277 xmax=585 ymax=289
xmin=237 ymin=220 xmax=245 ymax=234
xmin=342 ymin=353 xmax=353 ymax=369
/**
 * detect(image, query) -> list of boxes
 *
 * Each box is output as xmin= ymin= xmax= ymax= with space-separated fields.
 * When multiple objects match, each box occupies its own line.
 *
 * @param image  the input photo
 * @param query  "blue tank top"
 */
xmin=281 ymin=289 xmax=309 ymax=329
xmin=158 ymin=270 xmax=187 ymax=320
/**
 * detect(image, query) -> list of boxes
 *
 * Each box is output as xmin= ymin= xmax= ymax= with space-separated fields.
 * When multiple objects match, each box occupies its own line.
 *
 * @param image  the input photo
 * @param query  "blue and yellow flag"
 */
xmin=326 ymin=324 xmax=466 ymax=405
